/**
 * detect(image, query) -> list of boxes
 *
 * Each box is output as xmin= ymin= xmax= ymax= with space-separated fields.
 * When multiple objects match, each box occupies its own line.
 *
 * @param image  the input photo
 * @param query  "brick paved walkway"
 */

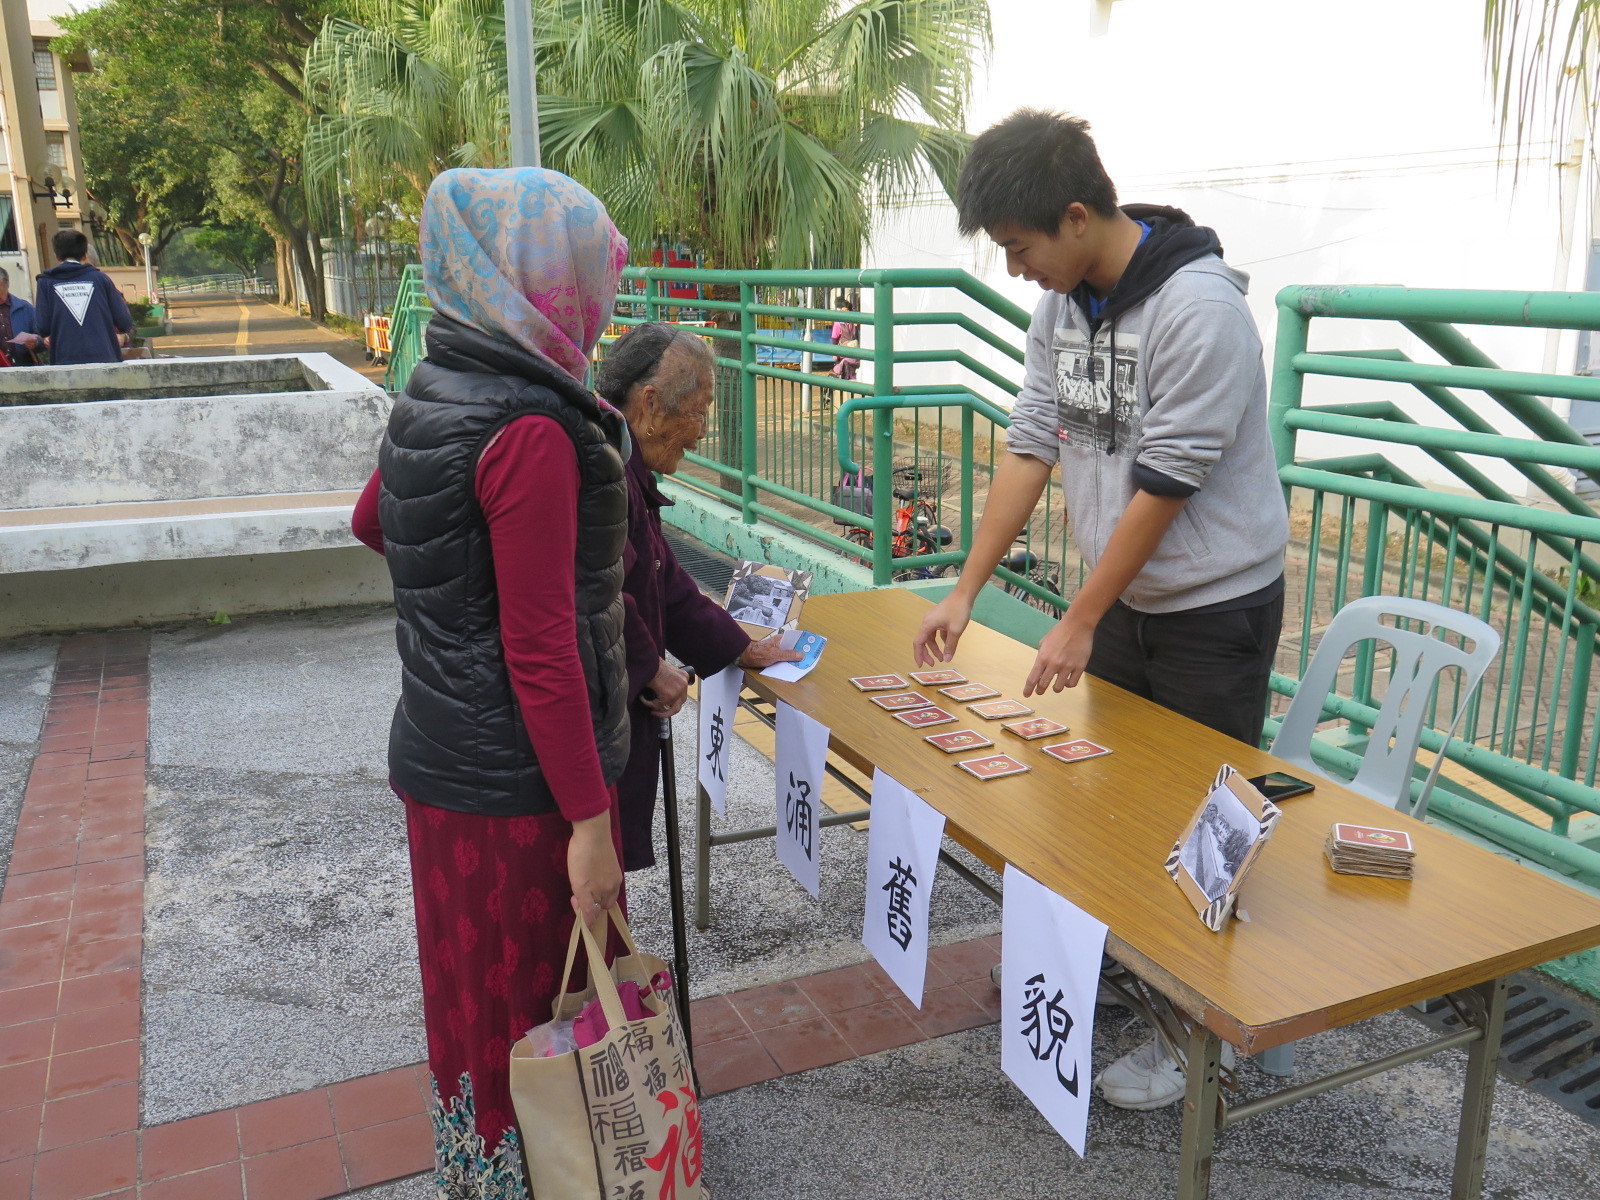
xmin=0 ymin=634 xmax=1002 ymax=1198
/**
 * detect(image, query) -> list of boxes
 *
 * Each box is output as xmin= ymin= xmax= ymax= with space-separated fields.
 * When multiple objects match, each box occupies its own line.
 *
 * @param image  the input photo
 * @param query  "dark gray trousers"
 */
xmin=1085 ymin=592 xmax=1284 ymax=748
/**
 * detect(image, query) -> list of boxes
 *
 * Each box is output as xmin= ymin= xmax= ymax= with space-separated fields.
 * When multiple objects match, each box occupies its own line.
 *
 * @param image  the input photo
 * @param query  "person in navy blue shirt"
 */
xmin=33 ymin=229 xmax=133 ymax=366
xmin=0 ymin=265 xmax=38 ymax=336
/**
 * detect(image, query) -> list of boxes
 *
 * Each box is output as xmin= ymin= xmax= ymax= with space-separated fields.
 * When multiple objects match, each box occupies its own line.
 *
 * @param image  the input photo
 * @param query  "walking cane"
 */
xmin=658 ymin=668 xmax=695 ymax=1059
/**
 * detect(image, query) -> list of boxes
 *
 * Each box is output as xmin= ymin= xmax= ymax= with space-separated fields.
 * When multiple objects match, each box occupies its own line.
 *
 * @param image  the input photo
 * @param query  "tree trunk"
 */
xmin=286 ymin=228 xmax=326 ymax=321
xmin=274 ymin=239 xmax=295 ymax=307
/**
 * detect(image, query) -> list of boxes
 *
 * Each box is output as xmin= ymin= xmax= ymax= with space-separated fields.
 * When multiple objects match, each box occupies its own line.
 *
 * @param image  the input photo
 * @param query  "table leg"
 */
xmin=1177 ymin=1021 xmax=1224 ymax=1200
xmin=1451 ymin=975 xmax=1508 ymax=1200
xmin=693 ymin=782 xmax=713 ymax=931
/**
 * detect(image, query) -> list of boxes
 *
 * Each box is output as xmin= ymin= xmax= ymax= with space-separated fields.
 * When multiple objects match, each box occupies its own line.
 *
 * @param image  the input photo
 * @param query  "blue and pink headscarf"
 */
xmin=420 ymin=168 xmax=628 ymax=382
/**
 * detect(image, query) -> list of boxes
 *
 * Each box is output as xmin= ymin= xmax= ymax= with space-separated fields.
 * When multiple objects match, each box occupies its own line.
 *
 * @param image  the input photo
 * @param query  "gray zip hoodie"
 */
xmin=1005 ymin=222 xmax=1288 ymax=613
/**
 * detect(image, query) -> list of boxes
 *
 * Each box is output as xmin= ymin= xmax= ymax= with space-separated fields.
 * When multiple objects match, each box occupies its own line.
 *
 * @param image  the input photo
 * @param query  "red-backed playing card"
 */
xmin=1002 ymin=717 xmax=1069 ymax=741
xmin=1331 ymin=823 xmax=1414 ymax=852
xmin=894 ymin=706 xmax=957 ymax=728
xmin=871 ymin=691 xmax=930 ymax=711
xmin=968 ymin=699 xmax=1033 ymax=720
xmin=850 ymin=674 xmax=909 ymax=691
xmin=957 ymin=753 xmax=1031 ymax=780
xmin=924 ymin=728 xmax=994 ymax=753
xmin=909 ymin=668 xmax=967 ymax=686
xmin=940 ymin=682 xmax=1000 ymax=702
xmin=1041 ymin=739 xmax=1111 ymax=764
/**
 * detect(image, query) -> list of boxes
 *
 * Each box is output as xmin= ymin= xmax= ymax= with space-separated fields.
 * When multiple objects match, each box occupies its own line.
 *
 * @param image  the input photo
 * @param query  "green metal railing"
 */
xmin=1271 ymin=285 xmax=1600 ymax=885
xmin=601 ymin=266 xmax=1035 ymax=586
xmin=384 ymin=265 xmax=1600 ymax=884
xmin=385 ymin=264 xmax=430 ymax=391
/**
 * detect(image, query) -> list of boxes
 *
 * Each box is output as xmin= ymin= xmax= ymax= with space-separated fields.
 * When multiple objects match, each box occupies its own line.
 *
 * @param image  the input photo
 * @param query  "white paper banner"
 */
xmin=696 ymin=666 xmax=742 ymax=816
xmin=861 ymin=769 xmax=946 ymax=1007
xmin=774 ymin=701 xmax=829 ymax=898
xmin=1000 ymin=864 xmax=1108 ymax=1158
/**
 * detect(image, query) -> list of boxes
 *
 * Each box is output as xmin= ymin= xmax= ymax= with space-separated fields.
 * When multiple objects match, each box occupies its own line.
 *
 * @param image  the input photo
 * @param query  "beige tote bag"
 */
xmin=510 ymin=906 xmax=705 ymax=1200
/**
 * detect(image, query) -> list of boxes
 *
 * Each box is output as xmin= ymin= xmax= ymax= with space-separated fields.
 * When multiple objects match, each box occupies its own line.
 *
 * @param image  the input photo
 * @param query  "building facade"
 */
xmin=1 ymin=0 xmax=91 ymax=301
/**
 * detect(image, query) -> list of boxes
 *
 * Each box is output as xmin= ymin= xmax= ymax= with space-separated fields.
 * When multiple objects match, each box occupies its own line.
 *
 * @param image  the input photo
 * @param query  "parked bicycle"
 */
xmin=1000 ymin=544 xmax=1063 ymax=614
xmin=833 ymin=465 xmax=955 ymax=582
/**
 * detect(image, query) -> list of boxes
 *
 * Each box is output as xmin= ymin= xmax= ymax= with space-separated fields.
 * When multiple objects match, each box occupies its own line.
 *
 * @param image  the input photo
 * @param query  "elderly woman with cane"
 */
xmin=351 ymin=167 xmax=633 ymax=1198
xmin=595 ymin=321 xmax=800 ymax=872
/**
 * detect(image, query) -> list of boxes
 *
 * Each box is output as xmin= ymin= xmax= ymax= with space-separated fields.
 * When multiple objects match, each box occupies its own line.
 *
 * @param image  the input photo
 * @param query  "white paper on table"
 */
xmin=696 ymin=665 xmax=742 ymax=816
xmin=1000 ymin=863 xmax=1108 ymax=1158
xmin=861 ymin=769 xmax=946 ymax=1007
xmin=773 ymin=700 xmax=829 ymax=898
xmin=759 ymin=630 xmax=827 ymax=682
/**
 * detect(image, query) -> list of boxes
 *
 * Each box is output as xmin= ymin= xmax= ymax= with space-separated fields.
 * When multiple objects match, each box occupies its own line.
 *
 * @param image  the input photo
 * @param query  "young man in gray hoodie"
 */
xmin=912 ymin=109 xmax=1289 ymax=1109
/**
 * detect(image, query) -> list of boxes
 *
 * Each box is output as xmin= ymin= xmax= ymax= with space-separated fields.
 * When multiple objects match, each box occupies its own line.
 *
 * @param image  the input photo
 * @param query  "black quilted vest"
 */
xmin=378 ymin=314 xmax=630 ymax=815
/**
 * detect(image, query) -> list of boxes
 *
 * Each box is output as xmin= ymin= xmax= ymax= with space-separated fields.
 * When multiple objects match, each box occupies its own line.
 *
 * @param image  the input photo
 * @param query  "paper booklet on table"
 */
xmin=722 ymin=560 xmax=812 ymax=641
xmin=1165 ymin=764 xmax=1283 ymax=932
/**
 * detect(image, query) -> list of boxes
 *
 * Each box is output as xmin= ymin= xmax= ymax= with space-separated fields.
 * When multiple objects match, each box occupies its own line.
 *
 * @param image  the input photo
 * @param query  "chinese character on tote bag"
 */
xmin=509 ymin=907 xmax=705 ymax=1200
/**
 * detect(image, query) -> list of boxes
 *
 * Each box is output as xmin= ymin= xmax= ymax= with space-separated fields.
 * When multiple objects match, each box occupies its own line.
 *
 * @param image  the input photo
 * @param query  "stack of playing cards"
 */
xmin=1324 ymin=822 xmax=1415 ymax=879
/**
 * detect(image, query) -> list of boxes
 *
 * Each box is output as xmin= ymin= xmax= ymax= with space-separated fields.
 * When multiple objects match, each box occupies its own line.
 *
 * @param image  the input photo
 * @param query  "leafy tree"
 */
xmin=304 ymin=0 xmax=990 ymax=270
xmin=55 ymin=0 xmax=350 ymax=318
xmin=70 ymin=76 xmax=210 ymax=265
xmin=192 ymin=225 xmax=278 ymax=276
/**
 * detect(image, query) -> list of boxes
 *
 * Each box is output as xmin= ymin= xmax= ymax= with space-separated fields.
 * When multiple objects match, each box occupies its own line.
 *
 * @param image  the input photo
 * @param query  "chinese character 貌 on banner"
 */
xmin=862 ymin=769 xmax=946 ymax=1007
xmin=773 ymin=700 xmax=828 ymax=898
xmin=1000 ymin=864 xmax=1107 ymax=1157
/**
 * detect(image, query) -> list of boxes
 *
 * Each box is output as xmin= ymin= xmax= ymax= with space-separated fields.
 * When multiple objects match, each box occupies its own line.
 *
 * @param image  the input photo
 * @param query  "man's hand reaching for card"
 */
xmin=913 ymin=594 xmax=972 ymax=666
xmin=1023 ymin=616 xmax=1096 ymax=697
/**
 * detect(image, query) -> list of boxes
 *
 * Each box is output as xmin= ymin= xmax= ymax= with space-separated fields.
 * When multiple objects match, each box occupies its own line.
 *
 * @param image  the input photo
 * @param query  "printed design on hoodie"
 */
xmin=1051 ymin=327 xmax=1142 ymax=457
xmin=54 ymin=282 xmax=96 ymax=326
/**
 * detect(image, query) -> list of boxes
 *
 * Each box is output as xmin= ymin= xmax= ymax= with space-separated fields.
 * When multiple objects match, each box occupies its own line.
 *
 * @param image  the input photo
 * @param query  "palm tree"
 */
xmin=303 ymin=0 xmax=510 ymax=212
xmin=304 ymin=0 xmax=990 ymax=269
xmin=1484 ymin=1 xmax=1600 ymax=161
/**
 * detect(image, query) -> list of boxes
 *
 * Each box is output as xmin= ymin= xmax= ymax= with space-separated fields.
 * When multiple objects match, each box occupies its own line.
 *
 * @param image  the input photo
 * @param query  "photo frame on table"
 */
xmin=1165 ymin=764 xmax=1282 ymax=932
xmin=723 ymin=562 xmax=812 ymax=639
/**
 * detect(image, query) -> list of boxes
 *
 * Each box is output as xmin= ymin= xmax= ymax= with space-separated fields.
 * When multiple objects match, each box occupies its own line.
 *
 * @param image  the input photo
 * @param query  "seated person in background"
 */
xmin=0 ymin=266 xmax=37 ymax=338
xmin=0 ymin=266 xmax=41 ymax=366
xmin=33 ymin=229 xmax=133 ymax=366
xmin=595 ymin=321 xmax=801 ymax=871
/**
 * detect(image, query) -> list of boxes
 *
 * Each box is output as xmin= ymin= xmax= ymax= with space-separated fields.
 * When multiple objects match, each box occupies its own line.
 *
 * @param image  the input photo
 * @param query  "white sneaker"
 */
xmin=1094 ymin=1035 xmax=1235 ymax=1111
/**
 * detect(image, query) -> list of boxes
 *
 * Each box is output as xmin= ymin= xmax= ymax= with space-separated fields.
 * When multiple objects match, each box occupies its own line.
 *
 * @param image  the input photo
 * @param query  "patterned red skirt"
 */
xmin=402 ymin=788 xmax=625 ymax=1199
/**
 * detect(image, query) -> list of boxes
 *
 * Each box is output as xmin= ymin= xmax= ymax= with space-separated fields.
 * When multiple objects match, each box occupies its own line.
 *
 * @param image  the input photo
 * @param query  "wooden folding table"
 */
xmin=728 ymin=588 xmax=1600 ymax=1200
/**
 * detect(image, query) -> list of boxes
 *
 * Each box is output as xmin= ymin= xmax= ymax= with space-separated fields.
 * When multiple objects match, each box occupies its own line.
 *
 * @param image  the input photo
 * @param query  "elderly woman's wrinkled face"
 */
xmin=633 ymin=344 xmax=713 ymax=475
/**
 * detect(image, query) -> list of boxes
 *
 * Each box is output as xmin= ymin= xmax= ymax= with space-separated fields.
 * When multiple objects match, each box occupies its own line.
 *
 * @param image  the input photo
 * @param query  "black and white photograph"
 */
xmin=727 ymin=574 xmax=795 ymax=627
xmin=723 ymin=562 xmax=811 ymax=629
xmin=1177 ymin=783 xmax=1261 ymax=903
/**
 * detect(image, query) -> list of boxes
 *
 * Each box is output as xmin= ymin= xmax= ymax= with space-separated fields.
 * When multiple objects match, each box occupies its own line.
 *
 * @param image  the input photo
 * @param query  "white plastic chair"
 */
xmin=1255 ymin=594 xmax=1501 ymax=1077
xmin=1272 ymin=594 xmax=1501 ymax=820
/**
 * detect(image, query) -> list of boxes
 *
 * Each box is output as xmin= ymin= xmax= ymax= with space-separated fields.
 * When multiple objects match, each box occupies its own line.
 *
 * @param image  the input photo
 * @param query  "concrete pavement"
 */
xmin=153 ymin=292 xmax=385 ymax=384
xmin=128 ymin=605 xmax=1600 ymax=1196
xmin=4 ymin=600 xmax=1600 ymax=1196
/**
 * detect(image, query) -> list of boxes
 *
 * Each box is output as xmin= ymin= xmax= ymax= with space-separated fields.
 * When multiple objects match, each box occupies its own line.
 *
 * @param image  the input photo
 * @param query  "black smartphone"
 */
xmin=1247 ymin=771 xmax=1316 ymax=803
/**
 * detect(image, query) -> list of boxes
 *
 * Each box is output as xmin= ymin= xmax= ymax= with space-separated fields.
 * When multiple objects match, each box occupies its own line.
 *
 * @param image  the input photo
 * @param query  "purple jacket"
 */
xmin=620 ymin=449 xmax=750 ymax=869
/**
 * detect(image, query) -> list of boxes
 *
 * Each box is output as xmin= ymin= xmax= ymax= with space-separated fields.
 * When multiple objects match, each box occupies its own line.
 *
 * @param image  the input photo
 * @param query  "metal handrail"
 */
xmin=381 ymin=262 xmax=1600 ymax=884
xmin=1272 ymin=283 xmax=1600 ymax=886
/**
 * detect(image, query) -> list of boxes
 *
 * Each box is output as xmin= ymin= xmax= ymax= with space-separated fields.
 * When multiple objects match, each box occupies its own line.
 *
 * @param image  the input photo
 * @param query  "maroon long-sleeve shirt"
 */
xmin=352 ymin=416 xmax=610 ymax=822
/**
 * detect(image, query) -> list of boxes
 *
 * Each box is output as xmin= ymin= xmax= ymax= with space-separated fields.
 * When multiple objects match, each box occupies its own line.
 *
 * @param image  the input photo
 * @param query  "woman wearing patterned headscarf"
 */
xmin=351 ymin=168 xmax=632 ymax=1197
